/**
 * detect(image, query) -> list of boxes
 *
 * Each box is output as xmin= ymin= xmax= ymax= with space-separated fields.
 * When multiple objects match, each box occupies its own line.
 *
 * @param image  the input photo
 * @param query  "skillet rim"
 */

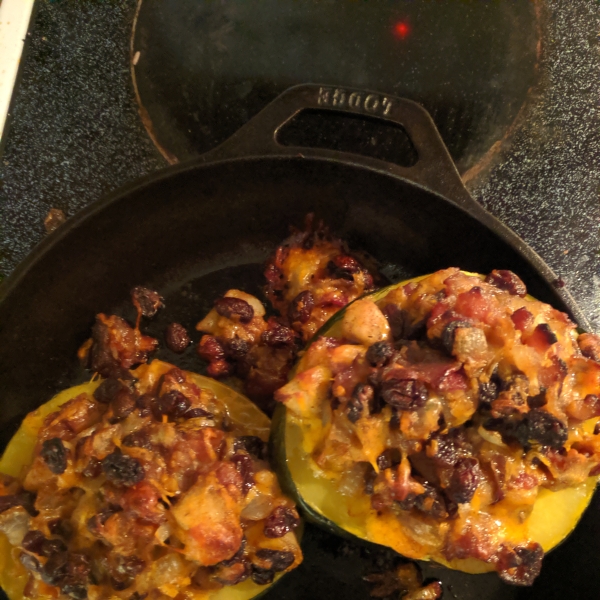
xmin=0 ymin=153 xmax=590 ymax=332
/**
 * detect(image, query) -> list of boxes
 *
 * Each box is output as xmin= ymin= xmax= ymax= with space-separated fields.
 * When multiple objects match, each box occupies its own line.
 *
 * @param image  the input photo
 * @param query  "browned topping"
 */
xmin=278 ymin=268 xmax=600 ymax=585
xmin=131 ymin=286 xmax=164 ymax=318
xmin=496 ymin=542 xmax=543 ymax=586
xmin=264 ymin=216 xmax=377 ymax=341
xmin=79 ymin=314 xmax=158 ymax=378
xmin=578 ymin=332 xmax=600 ymax=362
xmin=364 ymin=562 xmax=442 ymax=599
xmin=0 ymin=363 xmax=301 ymax=598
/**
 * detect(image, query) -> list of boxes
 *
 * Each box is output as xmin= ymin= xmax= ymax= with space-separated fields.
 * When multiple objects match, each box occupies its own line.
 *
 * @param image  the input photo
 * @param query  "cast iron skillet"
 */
xmin=0 ymin=85 xmax=597 ymax=600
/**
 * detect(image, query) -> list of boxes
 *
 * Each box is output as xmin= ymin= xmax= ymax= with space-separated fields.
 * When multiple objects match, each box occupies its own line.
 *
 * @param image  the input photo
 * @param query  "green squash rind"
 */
xmin=271 ymin=274 xmax=600 ymax=573
xmin=0 ymin=364 xmax=296 ymax=600
xmin=270 ymin=403 xmax=356 ymax=541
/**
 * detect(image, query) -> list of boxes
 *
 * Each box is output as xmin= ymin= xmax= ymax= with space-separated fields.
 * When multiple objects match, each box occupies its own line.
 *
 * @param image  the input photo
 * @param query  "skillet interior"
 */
xmin=0 ymin=156 xmax=597 ymax=599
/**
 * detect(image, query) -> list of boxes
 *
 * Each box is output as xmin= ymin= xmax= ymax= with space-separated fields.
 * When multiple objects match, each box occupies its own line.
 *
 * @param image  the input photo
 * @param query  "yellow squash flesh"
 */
xmin=0 ymin=362 xmax=279 ymax=600
xmin=277 ymin=273 xmax=599 ymax=574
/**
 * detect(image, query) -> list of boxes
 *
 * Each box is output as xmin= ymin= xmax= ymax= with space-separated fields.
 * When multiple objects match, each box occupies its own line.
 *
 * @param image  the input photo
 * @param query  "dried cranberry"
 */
xmin=21 ymin=530 xmax=47 ymax=555
xmin=527 ymin=409 xmax=567 ymax=449
xmin=382 ymin=304 xmax=406 ymax=339
xmin=255 ymin=549 xmax=295 ymax=572
xmin=484 ymin=416 xmax=529 ymax=448
xmin=184 ymin=407 xmax=214 ymax=419
xmin=527 ymin=390 xmax=548 ymax=409
xmin=231 ymin=454 xmax=254 ymax=495
xmin=131 ymin=286 xmax=164 ymax=317
xmin=595 ymin=422 xmax=600 ymax=436
xmin=380 ymin=379 xmax=428 ymax=411
xmin=446 ymin=457 xmax=480 ymax=504
xmin=207 ymin=359 xmax=235 ymax=379
xmin=497 ymin=542 xmax=543 ymax=586
xmin=164 ymin=367 xmax=186 ymax=384
xmin=347 ymin=383 xmax=374 ymax=423
xmin=41 ymin=438 xmax=69 ymax=475
xmin=263 ymin=506 xmax=300 ymax=538
xmin=164 ymin=323 xmax=190 ymax=353
xmin=414 ymin=484 xmax=450 ymax=520
xmin=156 ymin=390 xmax=191 ymax=419
xmin=62 ymin=584 xmax=88 ymax=600
xmin=226 ymin=338 xmax=250 ymax=359
xmin=48 ymin=519 xmax=73 ymax=539
xmin=346 ymin=396 xmax=363 ymax=423
xmin=511 ymin=307 xmax=534 ymax=332
xmin=485 ymin=270 xmax=527 ymax=297
xmin=233 ymin=436 xmax=267 ymax=460
xmin=478 ymin=379 xmax=499 ymax=406
xmin=61 ymin=552 xmax=91 ymax=592
xmin=197 ymin=335 xmax=226 ymax=361
xmin=214 ymin=297 xmax=254 ymax=324
xmin=110 ymin=555 xmax=146 ymax=590
xmin=327 ymin=255 xmax=362 ymax=280
xmin=261 ymin=324 xmax=296 ymax=347
xmin=102 ymin=452 xmax=144 ymax=487
xmin=365 ymin=341 xmax=394 ymax=368
xmin=41 ymin=538 xmax=68 ymax=557
xmin=41 ymin=552 xmax=69 ymax=585
xmin=219 ymin=539 xmax=247 ymax=567
xmin=288 ymin=291 xmax=314 ymax=324
xmin=376 ymin=449 xmax=400 ymax=471
xmin=214 ymin=561 xmax=251 ymax=586
xmin=429 ymin=432 xmax=464 ymax=468
xmin=364 ymin=465 xmax=377 ymax=495
xmin=135 ymin=393 xmax=156 ymax=417
xmin=0 ymin=491 xmax=37 ymax=515
xmin=251 ymin=566 xmax=274 ymax=585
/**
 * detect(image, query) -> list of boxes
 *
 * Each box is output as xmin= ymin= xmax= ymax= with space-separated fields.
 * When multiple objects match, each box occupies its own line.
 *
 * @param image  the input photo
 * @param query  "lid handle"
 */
xmin=200 ymin=83 xmax=476 ymax=210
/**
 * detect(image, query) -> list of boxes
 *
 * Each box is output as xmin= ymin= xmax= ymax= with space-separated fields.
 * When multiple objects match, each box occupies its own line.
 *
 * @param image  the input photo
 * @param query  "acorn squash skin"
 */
xmin=0 ymin=364 xmax=298 ymax=600
xmin=272 ymin=274 xmax=599 ymax=576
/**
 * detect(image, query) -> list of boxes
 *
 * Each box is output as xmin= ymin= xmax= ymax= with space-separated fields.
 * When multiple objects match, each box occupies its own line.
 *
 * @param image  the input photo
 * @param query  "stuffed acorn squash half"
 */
xmin=0 ymin=360 xmax=302 ymax=600
xmin=273 ymin=268 xmax=600 ymax=585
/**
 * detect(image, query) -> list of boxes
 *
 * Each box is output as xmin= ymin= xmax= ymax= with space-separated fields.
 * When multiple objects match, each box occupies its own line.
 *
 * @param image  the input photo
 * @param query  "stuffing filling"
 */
xmin=277 ymin=268 xmax=600 ymax=585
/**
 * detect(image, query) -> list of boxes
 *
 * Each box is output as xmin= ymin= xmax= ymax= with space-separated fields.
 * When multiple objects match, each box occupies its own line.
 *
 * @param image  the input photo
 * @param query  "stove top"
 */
xmin=0 ymin=0 xmax=599 ymax=335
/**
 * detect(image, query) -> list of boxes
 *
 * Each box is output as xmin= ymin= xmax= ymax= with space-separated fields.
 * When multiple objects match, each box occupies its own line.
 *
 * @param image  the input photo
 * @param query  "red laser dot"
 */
xmin=394 ymin=21 xmax=410 ymax=39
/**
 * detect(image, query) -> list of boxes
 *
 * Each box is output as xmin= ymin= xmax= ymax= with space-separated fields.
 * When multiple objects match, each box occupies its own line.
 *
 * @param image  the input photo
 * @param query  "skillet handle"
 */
xmin=200 ymin=83 xmax=476 ymax=210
